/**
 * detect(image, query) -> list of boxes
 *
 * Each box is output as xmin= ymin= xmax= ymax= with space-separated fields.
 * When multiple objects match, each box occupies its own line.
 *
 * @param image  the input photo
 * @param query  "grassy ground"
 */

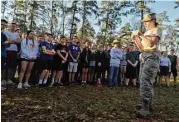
xmin=1 ymin=82 xmax=179 ymax=122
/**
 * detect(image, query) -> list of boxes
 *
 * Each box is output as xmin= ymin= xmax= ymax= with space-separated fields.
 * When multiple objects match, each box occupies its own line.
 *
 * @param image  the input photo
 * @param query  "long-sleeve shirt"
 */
xmin=110 ymin=47 xmax=122 ymax=67
xmin=95 ymin=50 xmax=103 ymax=67
xmin=4 ymin=31 xmax=20 ymax=52
xmin=1 ymin=32 xmax=8 ymax=58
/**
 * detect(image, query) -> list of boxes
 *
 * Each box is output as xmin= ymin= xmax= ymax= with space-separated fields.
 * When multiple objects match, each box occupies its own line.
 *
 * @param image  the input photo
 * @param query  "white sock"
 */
xmin=52 ymin=77 xmax=55 ymax=82
xmin=54 ymin=80 xmax=58 ymax=83
xmin=51 ymin=78 xmax=55 ymax=85
xmin=43 ymin=79 xmax=48 ymax=84
xmin=58 ymin=80 xmax=61 ymax=83
xmin=39 ymin=79 xmax=43 ymax=84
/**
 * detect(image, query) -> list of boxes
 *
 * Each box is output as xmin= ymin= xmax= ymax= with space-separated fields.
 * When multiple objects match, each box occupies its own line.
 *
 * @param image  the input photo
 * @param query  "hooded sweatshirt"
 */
xmin=20 ymin=39 xmax=39 ymax=59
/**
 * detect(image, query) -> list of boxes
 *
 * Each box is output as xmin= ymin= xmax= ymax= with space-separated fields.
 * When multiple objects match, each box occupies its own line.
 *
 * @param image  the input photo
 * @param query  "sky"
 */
xmin=1 ymin=0 xmax=178 ymax=35
xmin=92 ymin=0 xmax=179 ymax=34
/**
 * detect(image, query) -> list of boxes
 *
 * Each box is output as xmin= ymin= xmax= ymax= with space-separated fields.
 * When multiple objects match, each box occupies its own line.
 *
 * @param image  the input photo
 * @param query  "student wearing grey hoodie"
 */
xmin=109 ymin=40 xmax=123 ymax=87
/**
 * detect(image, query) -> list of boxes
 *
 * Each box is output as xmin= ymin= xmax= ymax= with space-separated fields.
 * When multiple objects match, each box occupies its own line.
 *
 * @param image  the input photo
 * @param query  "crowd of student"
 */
xmin=1 ymin=19 xmax=179 ymax=90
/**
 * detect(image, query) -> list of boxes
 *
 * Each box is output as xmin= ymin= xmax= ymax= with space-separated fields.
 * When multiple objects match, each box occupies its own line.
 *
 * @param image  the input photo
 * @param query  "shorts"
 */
xmin=6 ymin=51 xmax=17 ymax=68
xmin=121 ymin=61 xmax=127 ymax=66
xmin=89 ymin=61 xmax=96 ymax=67
xmin=81 ymin=62 xmax=89 ymax=68
xmin=125 ymin=65 xmax=137 ymax=79
xmin=160 ymin=66 xmax=169 ymax=76
xmin=21 ymin=58 xmax=36 ymax=62
xmin=169 ymin=68 xmax=178 ymax=77
xmin=40 ymin=60 xmax=53 ymax=70
xmin=53 ymin=59 xmax=66 ymax=71
xmin=33 ymin=59 xmax=41 ymax=70
xmin=68 ymin=62 xmax=78 ymax=73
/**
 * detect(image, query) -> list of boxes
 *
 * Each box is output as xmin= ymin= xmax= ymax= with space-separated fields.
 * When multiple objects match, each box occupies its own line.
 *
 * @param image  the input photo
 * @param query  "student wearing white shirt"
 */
xmin=159 ymin=51 xmax=171 ymax=87
xmin=17 ymin=30 xmax=39 ymax=89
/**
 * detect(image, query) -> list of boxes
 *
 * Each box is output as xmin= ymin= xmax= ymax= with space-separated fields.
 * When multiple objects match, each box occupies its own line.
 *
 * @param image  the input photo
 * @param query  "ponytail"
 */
xmin=26 ymin=30 xmax=34 ymax=47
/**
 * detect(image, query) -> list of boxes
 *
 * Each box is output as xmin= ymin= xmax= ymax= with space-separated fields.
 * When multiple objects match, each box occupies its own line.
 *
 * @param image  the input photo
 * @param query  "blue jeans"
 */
xmin=109 ymin=66 xmax=120 ymax=86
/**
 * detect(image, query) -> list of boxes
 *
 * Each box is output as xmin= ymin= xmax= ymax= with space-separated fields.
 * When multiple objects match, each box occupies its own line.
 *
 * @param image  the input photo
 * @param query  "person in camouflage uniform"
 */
xmin=131 ymin=13 xmax=162 ymax=118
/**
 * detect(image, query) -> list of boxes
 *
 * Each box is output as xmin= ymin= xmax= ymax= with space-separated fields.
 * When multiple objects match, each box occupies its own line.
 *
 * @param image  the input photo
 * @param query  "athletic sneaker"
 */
xmin=7 ymin=80 xmax=15 ymax=85
xmin=58 ymin=82 xmax=64 ymax=86
xmin=17 ymin=83 xmax=23 ymax=89
xmin=1 ymin=87 xmax=6 ymax=90
xmin=49 ymin=83 xmax=54 ymax=87
xmin=1 ymin=80 xmax=7 ymax=85
xmin=82 ymin=81 xmax=87 ymax=85
xmin=96 ymin=82 xmax=102 ymax=87
xmin=24 ymin=83 xmax=31 ymax=88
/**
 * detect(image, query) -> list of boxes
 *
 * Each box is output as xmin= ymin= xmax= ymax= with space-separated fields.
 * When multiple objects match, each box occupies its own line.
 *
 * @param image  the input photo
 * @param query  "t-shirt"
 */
xmin=4 ymin=31 xmax=20 ymax=51
xmin=160 ymin=57 xmax=171 ymax=67
xmin=40 ymin=41 xmax=54 ymax=60
xmin=55 ymin=43 xmax=68 ymax=61
xmin=168 ymin=55 xmax=177 ymax=68
xmin=121 ymin=52 xmax=127 ymax=66
xmin=68 ymin=43 xmax=80 ymax=62
xmin=1 ymin=32 xmax=7 ymax=58
xmin=142 ymin=27 xmax=162 ymax=51
xmin=126 ymin=51 xmax=138 ymax=64
xmin=102 ymin=50 xmax=110 ymax=66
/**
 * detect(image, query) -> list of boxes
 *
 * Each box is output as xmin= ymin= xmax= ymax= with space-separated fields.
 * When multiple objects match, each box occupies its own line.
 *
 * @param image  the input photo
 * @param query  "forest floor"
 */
xmin=1 ymin=78 xmax=179 ymax=122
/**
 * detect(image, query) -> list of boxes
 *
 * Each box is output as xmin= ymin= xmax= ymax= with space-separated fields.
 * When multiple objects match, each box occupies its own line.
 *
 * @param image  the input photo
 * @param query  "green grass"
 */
xmin=1 ymin=84 xmax=179 ymax=122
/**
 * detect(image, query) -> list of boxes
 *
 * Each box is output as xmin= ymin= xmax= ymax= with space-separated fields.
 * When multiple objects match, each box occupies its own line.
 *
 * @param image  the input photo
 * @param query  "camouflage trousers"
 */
xmin=139 ymin=52 xmax=159 ymax=102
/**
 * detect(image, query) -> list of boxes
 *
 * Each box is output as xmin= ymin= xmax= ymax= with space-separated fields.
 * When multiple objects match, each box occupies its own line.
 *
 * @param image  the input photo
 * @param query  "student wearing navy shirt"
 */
xmin=38 ymin=33 xmax=55 ymax=86
xmin=68 ymin=35 xmax=81 ymax=84
xmin=1 ymin=19 xmax=9 ymax=90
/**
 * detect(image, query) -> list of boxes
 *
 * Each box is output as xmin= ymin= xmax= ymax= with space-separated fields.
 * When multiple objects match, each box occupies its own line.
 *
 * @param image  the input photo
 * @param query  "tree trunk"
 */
xmin=50 ymin=0 xmax=54 ymax=34
xmin=140 ymin=1 xmax=144 ymax=32
xmin=2 ymin=2 xmax=7 ymax=18
xmin=82 ymin=1 xmax=86 ymax=38
xmin=12 ymin=1 xmax=17 ymax=22
xmin=105 ymin=13 xmax=109 ymax=42
xmin=62 ymin=0 xmax=65 ymax=35
xmin=105 ymin=2 xmax=110 ymax=42
xmin=23 ymin=1 xmax=27 ymax=33
xmin=70 ymin=3 xmax=76 ymax=39
xmin=30 ymin=1 xmax=35 ymax=30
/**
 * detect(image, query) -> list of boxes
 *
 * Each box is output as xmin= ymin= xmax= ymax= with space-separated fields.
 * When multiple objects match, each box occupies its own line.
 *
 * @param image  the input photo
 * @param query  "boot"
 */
xmin=136 ymin=102 xmax=153 ymax=112
xmin=136 ymin=98 xmax=150 ymax=118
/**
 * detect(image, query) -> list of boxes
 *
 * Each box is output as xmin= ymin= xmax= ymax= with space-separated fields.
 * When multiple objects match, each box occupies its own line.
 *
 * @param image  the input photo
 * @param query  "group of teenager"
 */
xmin=2 ymin=12 xmax=179 ymax=118
xmin=1 ymin=19 xmax=178 ymax=91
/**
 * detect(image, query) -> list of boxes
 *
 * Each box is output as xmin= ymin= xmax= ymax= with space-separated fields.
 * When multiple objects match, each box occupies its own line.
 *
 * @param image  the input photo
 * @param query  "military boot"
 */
xmin=136 ymin=102 xmax=153 ymax=112
xmin=136 ymin=98 xmax=150 ymax=118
